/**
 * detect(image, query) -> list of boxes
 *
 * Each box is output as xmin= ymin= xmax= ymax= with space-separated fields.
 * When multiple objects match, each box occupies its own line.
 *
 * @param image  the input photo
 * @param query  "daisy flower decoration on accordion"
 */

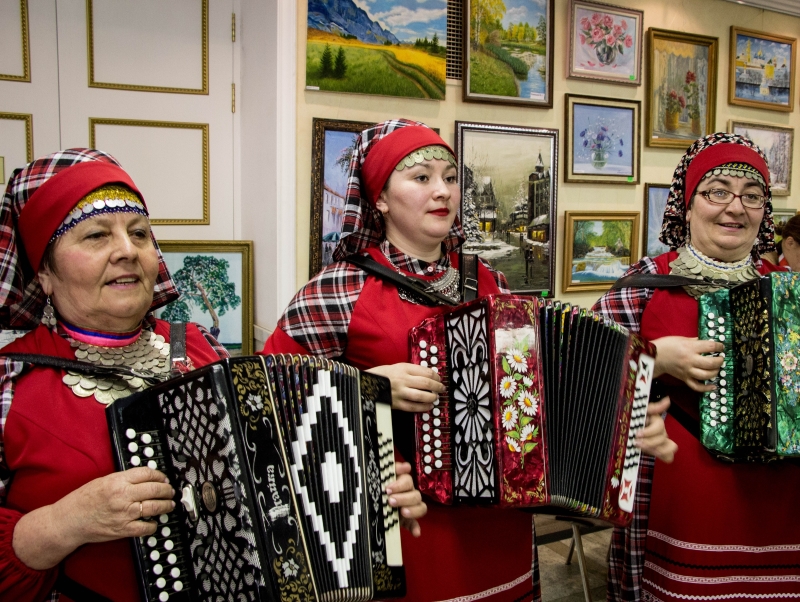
xmin=499 ymin=338 xmax=542 ymax=465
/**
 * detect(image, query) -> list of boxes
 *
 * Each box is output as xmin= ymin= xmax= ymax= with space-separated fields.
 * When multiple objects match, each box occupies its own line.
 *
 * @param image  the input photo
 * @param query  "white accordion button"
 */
xmin=141 ymin=433 xmax=152 ymax=444
xmin=419 ymin=350 xmax=428 ymax=359
xmin=718 ymin=326 xmax=725 ymax=333
xmin=721 ymin=406 xmax=727 ymax=413
xmin=150 ymin=550 xmax=160 ymax=561
xmin=433 ymin=408 xmax=440 ymax=417
xmin=720 ymin=379 xmax=727 ymax=386
xmin=153 ymin=564 xmax=163 ymax=575
xmin=434 ymin=440 xmax=442 ymax=448
xmin=434 ymin=450 xmax=442 ymax=458
xmin=720 ymin=370 xmax=727 ymax=377
xmin=424 ymin=466 xmax=432 ymax=474
xmin=159 ymin=593 xmax=169 ymax=602
xmin=161 ymin=527 xmax=171 ymax=537
xmin=720 ymin=388 xmax=727 ymax=395
xmin=159 ymin=514 xmax=169 ymax=524
xmin=709 ymin=330 xmax=716 ymax=337
xmin=164 ymin=540 xmax=174 ymax=551
xmin=148 ymin=461 xmax=158 ymax=470
xmin=420 ymin=361 xmax=428 ymax=368
xmin=421 ymin=413 xmax=430 ymax=421
xmin=423 ymin=434 xmax=431 ymax=443
xmin=707 ymin=321 xmax=714 ymax=327
xmin=147 ymin=536 xmax=157 ymax=547
xmin=433 ymin=418 xmax=441 ymax=427
xmin=721 ymin=416 xmax=728 ymax=423
xmin=718 ymin=317 xmax=724 ymax=324
xmin=430 ymin=345 xmax=438 ymax=354
xmin=130 ymin=456 xmax=141 ymax=466
xmin=422 ymin=423 xmax=430 ymax=432
xmin=419 ymin=340 xmax=427 ymax=349
xmin=707 ymin=312 xmax=715 ymax=319
xmin=432 ymin=367 xmax=439 ymax=374
xmin=718 ymin=335 xmax=725 ymax=342
xmin=173 ymin=581 xmax=183 ymax=592
xmin=423 ymin=445 xmax=431 ymax=453
xmin=424 ymin=454 xmax=431 ymax=464
xmin=435 ymin=459 xmax=443 ymax=468
xmin=430 ymin=356 xmax=438 ymax=365
xmin=144 ymin=447 xmax=154 ymax=458
xmin=709 ymin=392 xmax=717 ymax=400
xmin=128 ymin=442 xmax=139 ymax=453
xmin=720 ymin=352 xmax=725 ymax=358
xmin=710 ymin=402 xmax=717 ymax=409
xmin=126 ymin=428 xmax=136 ymax=439
xmin=433 ymin=429 xmax=441 ymax=437
xmin=710 ymin=419 xmax=717 ymax=427
xmin=171 ymin=567 xmax=180 ymax=578
xmin=710 ymin=411 xmax=717 ymax=418
xmin=156 ymin=577 xmax=166 ymax=589
xmin=167 ymin=553 xmax=177 ymax=564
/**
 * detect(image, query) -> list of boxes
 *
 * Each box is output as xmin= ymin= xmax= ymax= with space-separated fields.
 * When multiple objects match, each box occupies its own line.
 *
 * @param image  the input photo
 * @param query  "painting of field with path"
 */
xmin=306 ymin=0 xmax=446 ymax=100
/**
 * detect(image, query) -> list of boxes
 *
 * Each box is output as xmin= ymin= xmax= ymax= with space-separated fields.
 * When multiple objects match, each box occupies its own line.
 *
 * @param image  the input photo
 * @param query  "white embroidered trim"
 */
xmin=434 ymin=570 xmax=533 ymax=602
xmin=644 ymin=578 xmax=800 ymax=600
xmin=645 ymin=561 xmax=800 ymax=584
xmin=648 ymin=530 xmax=800 ymax=554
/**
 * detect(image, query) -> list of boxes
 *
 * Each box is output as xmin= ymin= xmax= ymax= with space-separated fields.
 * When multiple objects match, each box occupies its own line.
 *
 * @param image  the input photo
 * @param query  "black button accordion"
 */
xmin=106 ymin=355 xmax=406 ymax=602
xmin=410 ymin=294 xmax=657 ymax=526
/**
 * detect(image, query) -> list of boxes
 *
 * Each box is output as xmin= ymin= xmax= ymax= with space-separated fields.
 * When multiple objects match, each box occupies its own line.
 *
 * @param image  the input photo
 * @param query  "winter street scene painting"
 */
xmin=459 ymin=126 xmax=557 ymax=294
xmin=306 ymin=0 xmax=446 ymax=100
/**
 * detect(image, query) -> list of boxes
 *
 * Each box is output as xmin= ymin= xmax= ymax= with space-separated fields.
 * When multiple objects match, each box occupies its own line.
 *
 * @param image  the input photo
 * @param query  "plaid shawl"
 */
xmin=0 ymin=149 xmax=179 ymax=329
xmin=660 ymin=133 xmax=776 ymax=255
xmin=332 ymin=119 xmax=465 ymax=261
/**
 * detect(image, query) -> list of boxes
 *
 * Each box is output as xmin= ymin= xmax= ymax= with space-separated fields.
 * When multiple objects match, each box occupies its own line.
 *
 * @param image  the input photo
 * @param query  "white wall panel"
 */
xmin=92 ymin=121 xmax=207 ymax=223
xmin=0 ymin=114 xmax=31 ymax=181
xmin=89 ymin=0 xmax=206 ymax=92
xmin=0 ymin=0 xmax=27 ymax=79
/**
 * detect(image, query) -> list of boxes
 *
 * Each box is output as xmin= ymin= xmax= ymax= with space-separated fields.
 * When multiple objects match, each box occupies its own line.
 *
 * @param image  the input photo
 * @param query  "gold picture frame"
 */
xmin=86 ymin=0 xmax=208 ymax=94
xmin=646 ymin=28 xmax=718 ymax=149
xmin=729 ymin=27 xmax=796 ymax=112
xmin=89 ymin=118 xmax=209 ymax=225
xmin=0 ymin=0 xmax=30 ymax=82
xmin=0 ymin=112 xmax=33 ymax=163
xmin=562 ymin=211 xmax=639 ymax=293
xmin=728 ymin=119 xmax=793 ymax=196
xmin=155 ymin=240 xmax=254 ymax=356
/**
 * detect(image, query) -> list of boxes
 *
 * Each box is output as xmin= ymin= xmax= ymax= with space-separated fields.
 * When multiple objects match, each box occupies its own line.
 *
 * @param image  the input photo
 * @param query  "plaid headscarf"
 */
xmin=0 ymin=148 xmax=179 ymax=329
xmin=332 ymin=119 xmax=465 ymax=261
xmin=659 ymin=133 xmax=776 ymax=255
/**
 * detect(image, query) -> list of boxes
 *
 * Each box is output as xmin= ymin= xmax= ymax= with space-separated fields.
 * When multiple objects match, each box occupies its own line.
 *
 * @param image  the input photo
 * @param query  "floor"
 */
xmin=535 ymin=515 xmax=612 ymax=602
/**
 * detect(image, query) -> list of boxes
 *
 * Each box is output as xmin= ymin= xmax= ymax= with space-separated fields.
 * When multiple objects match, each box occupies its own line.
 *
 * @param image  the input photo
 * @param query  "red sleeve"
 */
xmin=260 ymin=327 xmax=314 ymax=355
xmin=0 ymin=508 xmax=59 ymax=602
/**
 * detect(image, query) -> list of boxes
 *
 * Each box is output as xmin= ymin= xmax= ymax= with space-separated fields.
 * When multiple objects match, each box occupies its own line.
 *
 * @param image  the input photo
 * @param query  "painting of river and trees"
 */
xmin=305 ymin=0 xmax=446 ymax=100
xmin=464 ymin=0 xmax=554 ymax=107
xmin=455 ymin=122 xmax=558 ymax=295
xmin=563 ymin=212 xmax=639 ymax=293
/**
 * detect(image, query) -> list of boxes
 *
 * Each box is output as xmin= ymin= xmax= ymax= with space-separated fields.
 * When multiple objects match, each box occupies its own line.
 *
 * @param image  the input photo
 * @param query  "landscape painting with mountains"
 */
xmin=306 ymin=0 xmax=447 ymax=100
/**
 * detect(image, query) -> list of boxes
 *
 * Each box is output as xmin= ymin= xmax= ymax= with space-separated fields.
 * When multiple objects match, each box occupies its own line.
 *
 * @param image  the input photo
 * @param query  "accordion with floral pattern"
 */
xmin=107 ymin=355 xmax=405 ymax=602
xmin=410 ymin=295 xmax=656 ymax=527
xmin=698 ymin=272 xmax=800 ymax=462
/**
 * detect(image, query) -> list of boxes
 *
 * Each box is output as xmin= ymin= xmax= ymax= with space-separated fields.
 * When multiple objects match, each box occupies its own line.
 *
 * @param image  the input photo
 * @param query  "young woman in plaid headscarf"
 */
xmin=263 ymin=120 xmax=544 ymax=601
xmin=0 ymin=149 xmax=229 ymax=601
xmin=595 ymin=133 xmax=800 ymax=601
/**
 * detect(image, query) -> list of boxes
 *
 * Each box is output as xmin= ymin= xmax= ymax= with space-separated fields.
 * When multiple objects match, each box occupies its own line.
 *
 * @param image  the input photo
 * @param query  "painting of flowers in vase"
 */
xmin=568 ymin=1 xmax=643 ymax=85
xmin=565 ymin=94 xmax=640 ymax=185
xmin=647 ymin=29 xmax=718 ymax=149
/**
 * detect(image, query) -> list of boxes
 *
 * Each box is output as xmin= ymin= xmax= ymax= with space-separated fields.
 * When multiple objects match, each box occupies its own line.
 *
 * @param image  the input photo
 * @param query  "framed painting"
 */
xmin=155 ymin=241 xmax=254 ymax=356
xmin=643 ymin=184 xmax=671 ymax=258
xmin=463 ymin=0 xmax=554 ymax=108
xmin=646 ymin=28 xmax=718 ymax=149
xmin=565 ymin=94 xmax=640 ymax=184
xmin=773 ymin=207 xmax=798 ymax=234
xmin=729 ymin=120 xmax=793 ymax=196
xmin=309 ymin=118 xmax=372 ymax=277
xmin=567 ymin=0 xmax=643 ymax=86
xmin=304 ymin=0 xmax=446 ymax=100
xmin=455 ymin=121 xmax=558 ymax=295
xmin=729 ymin=27 xmax=796 ymax=112
xmin=562 ymin=212 xmax=639 ymax=293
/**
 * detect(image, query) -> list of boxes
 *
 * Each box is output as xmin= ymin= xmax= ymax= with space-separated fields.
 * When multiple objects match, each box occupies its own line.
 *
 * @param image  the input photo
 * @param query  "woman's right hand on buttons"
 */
xmin=366 ymin=362 xmax=444 ymax=412
xmin=652 ymin=335 xmax=724 ymax=392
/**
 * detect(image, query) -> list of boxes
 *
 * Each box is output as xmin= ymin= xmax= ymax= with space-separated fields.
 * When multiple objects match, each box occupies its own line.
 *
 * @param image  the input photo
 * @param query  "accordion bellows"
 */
xmin=699 ymin=272 xmax=800 ymax=461
xmin=106 ymin=355 xmax=405 ymax=602
xmin=410 ymin=295 xmax=656 ymax=527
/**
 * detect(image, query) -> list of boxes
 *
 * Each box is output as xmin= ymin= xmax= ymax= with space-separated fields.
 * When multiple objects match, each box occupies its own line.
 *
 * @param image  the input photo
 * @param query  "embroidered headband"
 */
xmin=51 ymin=185 xmax=148 ymax=242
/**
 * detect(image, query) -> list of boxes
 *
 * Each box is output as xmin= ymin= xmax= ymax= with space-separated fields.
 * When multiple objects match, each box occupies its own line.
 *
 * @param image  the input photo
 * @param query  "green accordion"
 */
xmin=698 ymin=272 xmax=800 ymax=461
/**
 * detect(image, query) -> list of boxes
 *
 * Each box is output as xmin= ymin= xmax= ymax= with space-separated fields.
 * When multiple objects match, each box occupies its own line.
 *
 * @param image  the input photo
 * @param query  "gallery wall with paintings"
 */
xmin=295 ymin=0 xmax=800 ymax=309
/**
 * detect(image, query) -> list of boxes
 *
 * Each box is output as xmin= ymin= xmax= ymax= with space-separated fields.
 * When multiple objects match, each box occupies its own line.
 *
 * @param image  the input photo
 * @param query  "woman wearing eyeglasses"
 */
xmin=594 ymin=134 xmax=800 ymax=602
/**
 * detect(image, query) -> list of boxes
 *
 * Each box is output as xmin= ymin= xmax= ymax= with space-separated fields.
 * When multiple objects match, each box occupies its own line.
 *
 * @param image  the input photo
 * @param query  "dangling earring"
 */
xmin=42 ymin=296 xmax=57 ymax=328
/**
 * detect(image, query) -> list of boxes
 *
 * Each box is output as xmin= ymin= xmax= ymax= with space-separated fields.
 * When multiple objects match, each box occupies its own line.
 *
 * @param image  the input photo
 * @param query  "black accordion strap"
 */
xmin=346 ymin=253 xmax=459 ymax=307
xmin=169 ymin=321 xmax=188 ymax=377
xmin=0 ymin=353 xmax=162 ymax=385
xmin=55 ymin=567 xmax=113 ymax=602
xmin=665 ymin=398 xmax=701 ymax=442
xmin=460 ymin=252 xmax=479 ymax=303
xmin=611 ymin=273 xmax=739 ymax=290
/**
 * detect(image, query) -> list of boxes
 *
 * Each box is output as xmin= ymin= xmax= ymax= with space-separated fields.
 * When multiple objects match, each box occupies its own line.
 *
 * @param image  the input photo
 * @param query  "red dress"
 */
xmin=638 ymin=253 xmax=800 ymax=601
xmin=0 ymin=321 xmax=222 ymax=602
xmin=264 ymin=247 xmax=537 ymax=602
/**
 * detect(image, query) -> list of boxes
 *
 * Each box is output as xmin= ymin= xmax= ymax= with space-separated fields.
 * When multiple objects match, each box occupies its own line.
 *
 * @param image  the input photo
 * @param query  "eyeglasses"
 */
xmin=696 ymin=188 xmax=767 ymax=209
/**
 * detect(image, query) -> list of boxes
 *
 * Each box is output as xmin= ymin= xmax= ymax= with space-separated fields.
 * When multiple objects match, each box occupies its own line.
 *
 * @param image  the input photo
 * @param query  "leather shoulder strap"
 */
xmin=0 ymin=353 xmax=162 ymax=385
xmin=460 ymin=252 xmax=479 ymax=302
xmin=611 ymin=273 xmax=738 ymax=290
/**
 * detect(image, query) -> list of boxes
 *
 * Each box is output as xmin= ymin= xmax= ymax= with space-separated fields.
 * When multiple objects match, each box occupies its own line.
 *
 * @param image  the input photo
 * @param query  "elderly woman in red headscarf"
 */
xmin=264 ymin=120 xmax=674 ymax=601
xmin=595 ymin=133 xmax=800 ymax=601
xmin=0 ymin=149 xmax=229 ymax=601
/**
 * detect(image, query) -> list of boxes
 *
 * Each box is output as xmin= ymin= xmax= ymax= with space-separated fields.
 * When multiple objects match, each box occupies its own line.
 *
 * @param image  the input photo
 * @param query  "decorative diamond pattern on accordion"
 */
xmin=700 ymin=273 xmax=800 ymax=461
xmin=410 ymin=295 xmax=656 ymax=527
xmin=107 ymin=357 xmax=405 ymax=602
